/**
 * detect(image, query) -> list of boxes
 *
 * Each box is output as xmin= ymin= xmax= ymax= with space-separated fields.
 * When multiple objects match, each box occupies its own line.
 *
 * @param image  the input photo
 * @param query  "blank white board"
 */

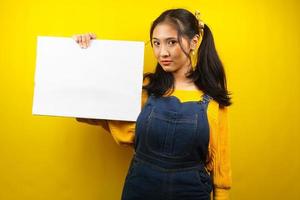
xmin=32 ymin=36 xmax=144 ymax=121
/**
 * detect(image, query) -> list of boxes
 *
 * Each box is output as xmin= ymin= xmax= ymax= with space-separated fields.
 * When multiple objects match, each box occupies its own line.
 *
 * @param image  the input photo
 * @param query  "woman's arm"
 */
xmin=212 ymin=106 xmax=232 ymax=200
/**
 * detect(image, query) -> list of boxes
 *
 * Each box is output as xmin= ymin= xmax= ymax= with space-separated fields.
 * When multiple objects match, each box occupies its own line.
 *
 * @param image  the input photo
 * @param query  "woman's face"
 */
xmin=151 ymin=23 xmax=192 ymax=73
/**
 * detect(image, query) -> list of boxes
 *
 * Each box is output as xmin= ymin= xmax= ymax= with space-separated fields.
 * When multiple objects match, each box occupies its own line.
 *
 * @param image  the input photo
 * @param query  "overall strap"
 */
xmin=198 ymin=94 xmax=212 ymax=108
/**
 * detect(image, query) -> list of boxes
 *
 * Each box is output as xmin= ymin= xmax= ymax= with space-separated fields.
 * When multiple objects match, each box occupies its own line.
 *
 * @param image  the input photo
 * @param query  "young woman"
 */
xmin=74 ymin=8 xmax=232 ymax=200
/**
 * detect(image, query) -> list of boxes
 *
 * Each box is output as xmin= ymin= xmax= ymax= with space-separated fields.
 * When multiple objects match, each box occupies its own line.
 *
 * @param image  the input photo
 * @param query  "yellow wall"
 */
xmin=1 ymin=0 xmax=299 ymax=199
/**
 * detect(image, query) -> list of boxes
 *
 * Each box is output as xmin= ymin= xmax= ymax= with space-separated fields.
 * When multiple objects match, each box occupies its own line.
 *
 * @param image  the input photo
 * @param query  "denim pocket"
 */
xmin=145 ymin=107 xmax=198 ymax=158
xmin=195 ymin=169 xmax=213 ymax=194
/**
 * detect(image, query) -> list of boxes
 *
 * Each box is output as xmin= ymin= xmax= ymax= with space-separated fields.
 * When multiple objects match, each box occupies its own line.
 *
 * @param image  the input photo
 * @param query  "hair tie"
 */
xmin=195 ymin=10 xmax=205 ymax=37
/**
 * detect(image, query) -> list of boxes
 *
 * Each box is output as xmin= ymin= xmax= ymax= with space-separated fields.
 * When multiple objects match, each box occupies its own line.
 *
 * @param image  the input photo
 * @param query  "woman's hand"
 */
xmin=72 ymin=33 xmax=97 ymax=48
xmin=76 ymin=117 xmax=103 ymax=125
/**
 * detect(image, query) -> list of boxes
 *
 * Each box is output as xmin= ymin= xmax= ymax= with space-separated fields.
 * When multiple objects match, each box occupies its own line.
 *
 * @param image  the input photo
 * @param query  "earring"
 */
xmin=191 ymin=49 xmax=197 ymax=71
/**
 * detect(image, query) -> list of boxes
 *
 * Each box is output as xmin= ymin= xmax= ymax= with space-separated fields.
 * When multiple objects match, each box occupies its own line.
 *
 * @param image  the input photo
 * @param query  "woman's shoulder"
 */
xmin=208 ymin=98 xmax=229 ymax=125
xmin=207 ymin=98 xmax=220 ymax=122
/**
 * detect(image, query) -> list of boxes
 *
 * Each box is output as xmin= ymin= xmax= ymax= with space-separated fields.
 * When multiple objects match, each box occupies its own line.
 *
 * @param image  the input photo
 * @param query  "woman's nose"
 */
xmin=160 ymin=45 xmax=170 ymax=57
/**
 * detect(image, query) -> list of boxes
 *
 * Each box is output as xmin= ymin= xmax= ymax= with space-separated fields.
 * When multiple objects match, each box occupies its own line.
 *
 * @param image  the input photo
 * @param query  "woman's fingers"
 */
xmin=89 ymin=119 xmax=101 ymax=124
xmin=76 ymin=117 xmax=85 ymax=122
xmin=82 ymin=34 xmax=87 ymax=48
xmin=72 ymin=33 xmax=97 ymax=48
xmin=85 ymin=33 xmax=96 ymax=47
xmin=89 ymin=32 xmax=97 ymax=39
xmin=72 ymin=34 xmax=83 ymax=47
xmin=76 ymin=117 xmax=101 ymax=125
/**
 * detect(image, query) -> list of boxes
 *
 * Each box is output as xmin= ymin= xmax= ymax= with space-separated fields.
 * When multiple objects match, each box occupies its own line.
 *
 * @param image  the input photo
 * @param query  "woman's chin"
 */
xmin=161 ymin=66 xmax=175 ymax=72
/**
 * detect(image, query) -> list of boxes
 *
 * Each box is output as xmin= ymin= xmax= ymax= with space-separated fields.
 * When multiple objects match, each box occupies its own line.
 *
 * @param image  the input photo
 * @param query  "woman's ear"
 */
xmin=190 ymin=34 xmax=200 ymax=50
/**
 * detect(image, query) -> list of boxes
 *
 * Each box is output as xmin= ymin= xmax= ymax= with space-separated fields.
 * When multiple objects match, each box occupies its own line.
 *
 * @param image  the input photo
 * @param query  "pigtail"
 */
xmin=193 ymin=24 xmax=232 ymax=107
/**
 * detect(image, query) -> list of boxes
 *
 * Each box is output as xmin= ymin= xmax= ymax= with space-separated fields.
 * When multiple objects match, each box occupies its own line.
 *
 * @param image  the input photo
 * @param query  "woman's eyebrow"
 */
xmin=152 ymin=37 xmax=177 ymax=41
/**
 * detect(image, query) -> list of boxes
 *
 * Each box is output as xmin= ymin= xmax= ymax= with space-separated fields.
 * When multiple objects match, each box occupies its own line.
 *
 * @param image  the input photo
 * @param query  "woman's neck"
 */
xmin=172 ymin=66 xmax=198 ymax=90
xmin=174 ymin=81 xmax=198 ymax=90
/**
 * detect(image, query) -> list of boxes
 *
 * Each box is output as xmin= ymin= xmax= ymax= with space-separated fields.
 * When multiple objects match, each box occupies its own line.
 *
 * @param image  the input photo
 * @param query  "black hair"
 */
xmin=143 ymin=8 xmax=232 ymax=108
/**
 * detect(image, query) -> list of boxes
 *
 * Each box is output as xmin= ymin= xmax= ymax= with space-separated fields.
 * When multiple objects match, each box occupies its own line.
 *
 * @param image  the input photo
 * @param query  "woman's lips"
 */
xmin=161 ymin=61 xmax=172 ymax=65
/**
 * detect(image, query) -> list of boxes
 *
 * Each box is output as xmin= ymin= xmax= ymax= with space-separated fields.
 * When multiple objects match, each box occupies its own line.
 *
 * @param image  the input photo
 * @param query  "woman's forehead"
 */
xmin=152 ymin=23 xmax=178 ymax=39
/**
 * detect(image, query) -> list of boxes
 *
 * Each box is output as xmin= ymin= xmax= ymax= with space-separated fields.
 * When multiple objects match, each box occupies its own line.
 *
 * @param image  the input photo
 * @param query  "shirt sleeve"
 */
xmin=212 ymin=106 xmax=232 ymax=200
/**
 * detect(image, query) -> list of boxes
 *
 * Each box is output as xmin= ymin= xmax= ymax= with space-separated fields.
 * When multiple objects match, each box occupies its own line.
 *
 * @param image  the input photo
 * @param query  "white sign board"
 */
xmin=32 ymin=36 xmax=144 ymax=121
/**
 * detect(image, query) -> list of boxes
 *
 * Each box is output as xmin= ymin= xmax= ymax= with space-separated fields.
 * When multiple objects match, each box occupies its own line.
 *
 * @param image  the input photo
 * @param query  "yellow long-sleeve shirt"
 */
xmin=98 ymin=89 xmax=232 ymax=200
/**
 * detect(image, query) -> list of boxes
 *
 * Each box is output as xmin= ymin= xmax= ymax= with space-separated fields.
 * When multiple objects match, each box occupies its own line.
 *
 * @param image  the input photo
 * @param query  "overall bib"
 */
xmin=121 ymin=93 xmax=213 ymax=200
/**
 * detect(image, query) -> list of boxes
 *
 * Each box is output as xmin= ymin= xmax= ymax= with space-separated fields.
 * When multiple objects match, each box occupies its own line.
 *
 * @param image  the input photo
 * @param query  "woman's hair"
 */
xmin=143 ymin=8 xmax=232 ymax=107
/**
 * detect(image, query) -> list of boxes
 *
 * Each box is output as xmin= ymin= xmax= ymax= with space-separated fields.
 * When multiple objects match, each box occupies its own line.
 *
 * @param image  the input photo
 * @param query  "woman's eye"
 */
xmin=153 ymin=41 xmax=160 ymax=46
xmin=168 ymin=40 xmax=177 ymax=45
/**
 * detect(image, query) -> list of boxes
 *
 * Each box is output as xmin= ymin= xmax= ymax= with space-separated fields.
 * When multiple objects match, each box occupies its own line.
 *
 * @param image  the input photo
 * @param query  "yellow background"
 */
xmin=1 ymin=0 xmax=299 ymax=199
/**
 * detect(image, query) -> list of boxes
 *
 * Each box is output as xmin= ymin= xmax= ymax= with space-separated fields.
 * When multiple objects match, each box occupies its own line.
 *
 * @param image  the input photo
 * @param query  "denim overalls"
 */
xmin=121 ymin=93 xmax=213 ymax=200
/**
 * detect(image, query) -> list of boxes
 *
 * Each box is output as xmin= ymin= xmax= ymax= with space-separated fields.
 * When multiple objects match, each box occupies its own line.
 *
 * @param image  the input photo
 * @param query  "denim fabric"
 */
xmin=121 ymin=94 xmax=213 ymax=200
